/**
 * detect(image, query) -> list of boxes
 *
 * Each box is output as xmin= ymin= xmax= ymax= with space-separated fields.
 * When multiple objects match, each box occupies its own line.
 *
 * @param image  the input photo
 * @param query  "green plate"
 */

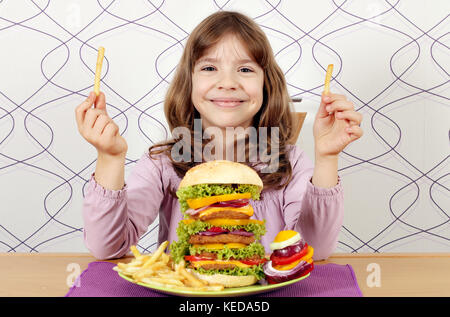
xmin=118 ymin=272 xmax=310 ymax=297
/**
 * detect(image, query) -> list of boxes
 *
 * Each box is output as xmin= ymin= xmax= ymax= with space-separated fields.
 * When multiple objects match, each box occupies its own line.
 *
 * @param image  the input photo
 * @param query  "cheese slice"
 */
xmin=182 ymin=219 xmax=195 ymax=225
xmin=190 ymin=260 xmax=251 ymax=268
xmin=192 ymin=243 xmax=247 ymax=249
xmin=198 ymin=204 xmax=254 ymax=218
xmin=187 ymin=193 xmax=251 ymax=209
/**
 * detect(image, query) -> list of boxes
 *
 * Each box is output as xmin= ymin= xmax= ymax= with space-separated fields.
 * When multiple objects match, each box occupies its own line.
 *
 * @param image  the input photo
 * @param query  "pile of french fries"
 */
xmin=113 ymin=241 xmax=224 ymax=292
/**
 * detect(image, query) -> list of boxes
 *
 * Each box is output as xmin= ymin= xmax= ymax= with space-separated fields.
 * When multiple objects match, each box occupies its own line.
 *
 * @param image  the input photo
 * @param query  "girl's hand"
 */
xmin=313 ymin=93 xmax=363 ymax=159
xmin=75 ymin=92 xmax=128 ymax=159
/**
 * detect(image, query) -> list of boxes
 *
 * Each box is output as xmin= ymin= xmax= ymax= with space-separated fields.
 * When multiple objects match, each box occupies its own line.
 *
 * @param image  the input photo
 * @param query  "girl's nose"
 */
xmin=217 ymin=71 xmax=238 ymax=90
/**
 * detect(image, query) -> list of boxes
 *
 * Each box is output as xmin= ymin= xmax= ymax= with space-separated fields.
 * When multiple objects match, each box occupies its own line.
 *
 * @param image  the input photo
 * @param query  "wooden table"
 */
xmin=0 ymin=253 xmax=449 ymax=297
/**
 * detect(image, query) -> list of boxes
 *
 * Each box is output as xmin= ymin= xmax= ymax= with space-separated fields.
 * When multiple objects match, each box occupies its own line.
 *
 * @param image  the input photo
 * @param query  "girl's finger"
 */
xmin=326 ymin=99 xmax=354 ymax=114
xmin=84 ymin=108 xmax=105 ymax=130
xmin=346 ymin=125 xmax=364 ymax=139
xmin=75 ymin=92 xmax=96 ymax=128
xmin=93 ymin=114 xmax=112 ymax=136
xmin=335 ymin=110 xmax=362 ymax=125
xmin=102 ymin=121 xmax=119 ymax=139
xmin=319 ymin=92 xmax=345 ymax=117
xmin=321 ymin=93 xmax=347 ymax=105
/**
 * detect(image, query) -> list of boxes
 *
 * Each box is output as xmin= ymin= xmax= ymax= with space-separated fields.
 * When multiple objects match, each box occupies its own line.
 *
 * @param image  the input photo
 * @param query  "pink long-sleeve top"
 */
xmin=82 ymin=144 xmax=344 ymax=261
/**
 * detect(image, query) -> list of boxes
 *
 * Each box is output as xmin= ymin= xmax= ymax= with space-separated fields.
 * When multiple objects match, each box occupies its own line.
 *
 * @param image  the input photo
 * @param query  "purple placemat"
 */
xmin=65 ymin=262 xmax=362 ymax=297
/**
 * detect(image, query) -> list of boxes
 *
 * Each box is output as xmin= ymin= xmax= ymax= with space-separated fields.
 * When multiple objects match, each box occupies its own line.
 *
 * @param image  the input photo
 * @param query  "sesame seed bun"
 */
xmin=178 ymin=160 xmax=263 ymax=191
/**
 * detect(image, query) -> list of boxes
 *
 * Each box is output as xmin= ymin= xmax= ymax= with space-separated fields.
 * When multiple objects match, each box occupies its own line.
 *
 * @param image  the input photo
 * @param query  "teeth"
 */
xmin=213 ymin=100 xmax=242 ymax=107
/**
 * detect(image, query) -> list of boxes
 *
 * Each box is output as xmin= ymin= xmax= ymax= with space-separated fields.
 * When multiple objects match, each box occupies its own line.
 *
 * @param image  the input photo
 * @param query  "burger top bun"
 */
xmin=178 ymin=160 xmax=263 ymax=191
xmin=190 ymin=270 xmax=258 ymax=288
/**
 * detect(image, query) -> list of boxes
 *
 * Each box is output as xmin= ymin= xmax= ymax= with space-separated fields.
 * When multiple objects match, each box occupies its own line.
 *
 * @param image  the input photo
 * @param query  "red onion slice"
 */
xmin=210 ymin=200 xmax=249 ymax=208
xmin=272 ymin=241 xmax=306 ymax=258
xmin=197 ymin=231 xmax=225 ymax=236
xmin=263 ymin=260 xmax=313 ymax=284
xmin=185 ymin=205 xmax=210 ymax=215
xmin=217 ymin=199 xmax=250 ymax=204
xmin=197 ymin=229 xmax=254 ymax=237
xmin=229 ymin=229 xmax=254 ymax=237
xmin=186 ymin=199 xmax=250 ymax=215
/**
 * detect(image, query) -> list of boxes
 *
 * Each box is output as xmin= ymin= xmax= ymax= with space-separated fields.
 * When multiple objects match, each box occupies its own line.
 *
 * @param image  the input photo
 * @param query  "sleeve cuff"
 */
xmin=88 ymin=173 xmax=127 ymax=199
xmin=306 ymin=176 xmax=343 ymax=197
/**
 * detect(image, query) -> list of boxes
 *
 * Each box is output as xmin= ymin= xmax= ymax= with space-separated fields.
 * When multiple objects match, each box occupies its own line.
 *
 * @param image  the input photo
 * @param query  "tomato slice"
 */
xmin=184 ymin=255 xmax=213 ymax=262
xmin=207 ymin=226 xmax=229 ymax=233
xmin=270 ymin=243 xmax=309 ymax=266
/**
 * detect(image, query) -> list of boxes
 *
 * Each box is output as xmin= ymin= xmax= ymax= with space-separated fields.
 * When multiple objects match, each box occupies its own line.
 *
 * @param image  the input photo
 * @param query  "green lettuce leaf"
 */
xmin=176 ymin=184 xmax=261 ymax=215
xmin=169 ymin=240 xmax=190 ymax=264
xmin=170 ymin=240 xmax=266 ymax=264
xmin=176 ymin=219 xmax=266 ymax=242
xmin=194 ymin=264 xmax=265 ymax=280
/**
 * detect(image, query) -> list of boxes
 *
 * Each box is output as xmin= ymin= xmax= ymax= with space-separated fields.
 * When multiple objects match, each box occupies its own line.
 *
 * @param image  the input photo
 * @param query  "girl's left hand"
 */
xmin=313 ymin=93 xmax=363 ymax=159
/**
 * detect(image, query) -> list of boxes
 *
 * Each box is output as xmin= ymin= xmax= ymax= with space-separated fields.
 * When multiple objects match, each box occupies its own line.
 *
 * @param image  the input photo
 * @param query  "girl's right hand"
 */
xmin=75 ymin=91 xmax=128 ymax=159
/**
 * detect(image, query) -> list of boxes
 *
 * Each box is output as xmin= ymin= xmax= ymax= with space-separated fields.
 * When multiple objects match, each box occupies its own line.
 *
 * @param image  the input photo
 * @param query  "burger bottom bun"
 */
xmin=189 ymin=270 xmax=258 ymax=288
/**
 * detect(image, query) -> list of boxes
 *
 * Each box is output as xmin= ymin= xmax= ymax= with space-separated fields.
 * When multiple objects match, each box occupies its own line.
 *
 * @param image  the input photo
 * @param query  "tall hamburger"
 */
xmin=170 ymin=160 xmax=267 ymax=288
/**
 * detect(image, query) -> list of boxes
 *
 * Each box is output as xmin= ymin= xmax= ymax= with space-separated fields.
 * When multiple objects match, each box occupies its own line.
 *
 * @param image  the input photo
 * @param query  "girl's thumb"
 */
xmin=317 ymin=93 xmax=330 ymax=118
xmin=94 ymin=91 xmax=107 ymax=113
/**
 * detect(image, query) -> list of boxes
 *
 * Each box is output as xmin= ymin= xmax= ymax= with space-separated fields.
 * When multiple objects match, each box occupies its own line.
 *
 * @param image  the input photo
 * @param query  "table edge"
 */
xmin=1 ymin=252 xmax=449 ymax=259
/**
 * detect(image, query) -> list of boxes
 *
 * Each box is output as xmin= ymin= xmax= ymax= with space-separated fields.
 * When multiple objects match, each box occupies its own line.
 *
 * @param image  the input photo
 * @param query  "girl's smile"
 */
xmin=210 ymin=98 xmax=246 ymax=108
xmin=191 ymin=33 xmax=264 ymax=130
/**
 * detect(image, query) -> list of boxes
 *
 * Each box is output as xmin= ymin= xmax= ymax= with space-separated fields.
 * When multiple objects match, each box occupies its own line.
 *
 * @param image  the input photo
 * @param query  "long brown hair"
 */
xmin=149 ymin=11 xmax=296 ymax=194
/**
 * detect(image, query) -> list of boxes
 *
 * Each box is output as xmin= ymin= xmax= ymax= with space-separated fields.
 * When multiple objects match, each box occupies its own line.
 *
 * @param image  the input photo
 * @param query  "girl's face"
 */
xmin=191 ymin=34 xmax=264 ymax=131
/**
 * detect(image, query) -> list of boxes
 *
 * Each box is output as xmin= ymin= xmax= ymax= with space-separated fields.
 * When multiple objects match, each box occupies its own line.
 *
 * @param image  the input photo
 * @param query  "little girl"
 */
xmin=75 ymin=11 xmax=362 ymax=260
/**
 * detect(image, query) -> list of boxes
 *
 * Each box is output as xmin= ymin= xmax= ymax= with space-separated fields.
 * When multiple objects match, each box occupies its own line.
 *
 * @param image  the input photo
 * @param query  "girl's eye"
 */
xmin=201 ymin=66 xmax=216 ymax=71
xmin=239 ymin=67 xmax=253 ymax=73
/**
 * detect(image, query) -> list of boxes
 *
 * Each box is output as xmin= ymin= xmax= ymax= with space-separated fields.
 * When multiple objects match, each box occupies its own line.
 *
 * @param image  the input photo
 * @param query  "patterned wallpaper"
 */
xmin=0 ymin=0 xmax=448 ymax=254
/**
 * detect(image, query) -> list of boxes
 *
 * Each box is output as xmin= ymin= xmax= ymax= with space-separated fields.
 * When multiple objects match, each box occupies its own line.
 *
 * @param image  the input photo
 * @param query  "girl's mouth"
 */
xmin=210 ymin=99 xmax=245 ymax=108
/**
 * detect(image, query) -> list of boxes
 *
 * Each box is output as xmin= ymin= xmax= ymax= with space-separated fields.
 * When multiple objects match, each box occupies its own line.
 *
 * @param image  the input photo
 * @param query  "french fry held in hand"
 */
xmin=94 ymin=46 xmax=105 ymax=96
xmin=113 ymin=242 xmax=224 ymax=292
xmin=323 ymin=64 xmax=333 ymax=95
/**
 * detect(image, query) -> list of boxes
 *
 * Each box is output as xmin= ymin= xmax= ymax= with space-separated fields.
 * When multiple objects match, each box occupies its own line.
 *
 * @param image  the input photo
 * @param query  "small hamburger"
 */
xmin=263 ymin=230 xmax=314 ymax=284
xmin=170 ymin=160 xmax=267 ymax=288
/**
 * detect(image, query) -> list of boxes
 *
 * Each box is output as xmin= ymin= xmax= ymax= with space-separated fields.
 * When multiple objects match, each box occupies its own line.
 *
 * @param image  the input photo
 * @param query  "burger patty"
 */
xmin=196 ymin=263 xmax=237 ymax=271
xmin=194 ymin=210 xmax=250 ymax=221
xmin=189 ymin=254 xmax=264 ymax=271
xmin=189 ymin=233 xmax=255 ymax=245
